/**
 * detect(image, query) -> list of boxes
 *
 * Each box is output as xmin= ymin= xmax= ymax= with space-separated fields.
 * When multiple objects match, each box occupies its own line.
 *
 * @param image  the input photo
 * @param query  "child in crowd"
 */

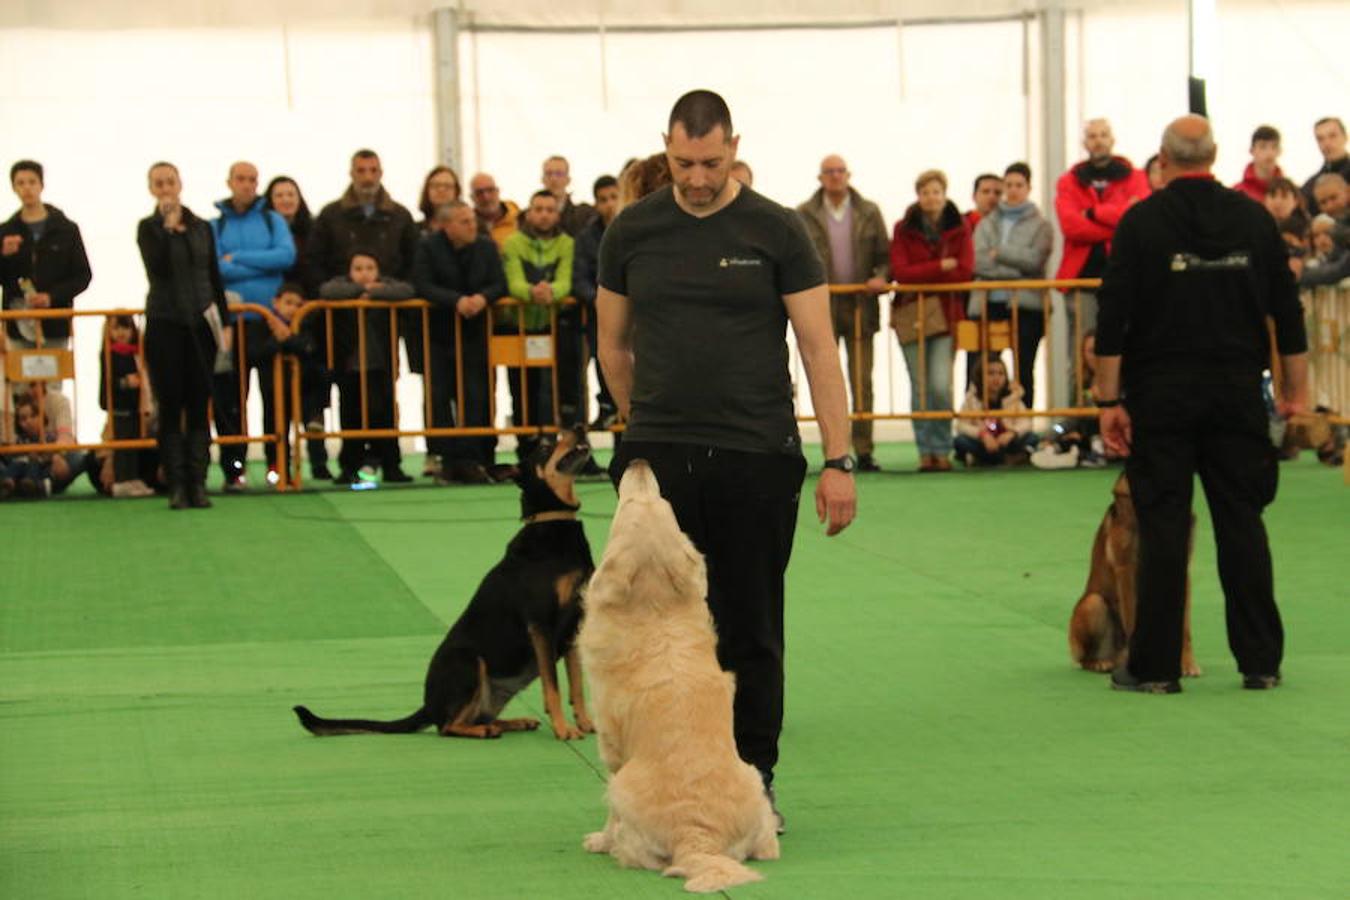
xmin=97 ymin=315 xmax=156 ymax=498
xmin=954 ymin=354 xmax=1038 ymax=466
xmin=1033 ymin=330 xmax=1108 ymax=469
xmin=256 ymin=283 xmax=331 ymax=483
xmin=1 ymin=393 xmax=59 ymax=499
xmin=319 ymin=251 xmax=415 ymax=485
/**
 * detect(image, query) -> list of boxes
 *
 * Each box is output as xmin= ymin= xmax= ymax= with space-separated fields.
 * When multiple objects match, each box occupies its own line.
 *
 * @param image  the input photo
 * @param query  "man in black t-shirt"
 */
xmin=596 ymin=90 xmax=856 ymax=832
xmin=1096 ymin=115 xmax=1308 ymax=695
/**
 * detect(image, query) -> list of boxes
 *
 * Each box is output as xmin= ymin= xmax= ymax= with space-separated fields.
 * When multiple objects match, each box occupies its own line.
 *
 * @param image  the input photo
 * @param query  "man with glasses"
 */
xmin=469 ymin=173 xmax=520 ymax=248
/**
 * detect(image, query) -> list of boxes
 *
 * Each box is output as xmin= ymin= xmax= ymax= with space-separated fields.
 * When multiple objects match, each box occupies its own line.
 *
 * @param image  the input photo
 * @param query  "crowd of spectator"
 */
xmin=1 ymin=113 xmax=1347 ymax=501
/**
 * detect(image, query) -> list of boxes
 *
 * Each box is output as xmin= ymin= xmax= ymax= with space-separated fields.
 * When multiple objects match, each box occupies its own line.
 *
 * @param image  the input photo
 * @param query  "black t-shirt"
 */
xmin=598 ymin=185 xmax=825 ymax=455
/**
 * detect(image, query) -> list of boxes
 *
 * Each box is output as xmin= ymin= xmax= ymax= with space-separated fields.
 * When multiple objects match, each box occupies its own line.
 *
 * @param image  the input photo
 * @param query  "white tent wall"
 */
xmin=1 ymin=0 xmax=1346 ymax=447
xmin=0 ymin=21 xmax=437 ymax=448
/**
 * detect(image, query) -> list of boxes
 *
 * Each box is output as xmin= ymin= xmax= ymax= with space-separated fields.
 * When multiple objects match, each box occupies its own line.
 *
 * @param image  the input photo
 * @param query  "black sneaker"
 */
xmin=1242 ymin=673 xmax=1282 ymax=690
xmin=486 ymin=463 xmax=520 ymax=484
xmin=765 ymin=785 xmax=785 ymax=835
xmin=332 ymin=470 xmax=356 ymax=485
xmin=1110 ymin=667 xmax=1182 ymax=694
xmin=856 ymin=453 xmax=881 ymax=472
xmin=310 ymin=463 xmax=334 ymax=482
xmin=383 ymin=467 xmax=414 ymax=484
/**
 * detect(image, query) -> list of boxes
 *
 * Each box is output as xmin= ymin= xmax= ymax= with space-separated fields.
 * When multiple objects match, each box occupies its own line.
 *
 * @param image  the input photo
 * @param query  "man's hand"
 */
xmin=530 ymin=282 xmax=554 ymax=304
xmin=267 ymin=318 xmax=292 ymax=341
xmin=125 ymin=373 xmax=142 ymax=389
xmin=1 ymin=235 xmax=21 ymax=256
xmin=50 ymin=454 xmax=71 ymax=482
xmin=865 ymin=276 xmax=889 ymax=293
xmin=1100 ymin=406 xmax=1132 ymax=457
xmin=940 ymin=257 xmax=958 ymax=272
xmin=815 ymin=468 xmax=856 ymax=537
xmin=981 ymin=431 xmax=1000 ymax=453
xmin=457 ymin=293 xmax=487 ymax=318
xmin=28 ymin=292 xmax=51 ymax=309
xmin=1276 ymin=397 xmax=1308 ymax=419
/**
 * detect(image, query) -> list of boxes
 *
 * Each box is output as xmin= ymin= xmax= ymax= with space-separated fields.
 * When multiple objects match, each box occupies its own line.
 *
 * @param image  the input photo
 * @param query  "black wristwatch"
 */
xmin=1096 ymin=398 xmax=1122 ymax=408
xmin=823 ymin=455 xmax=856 ymax=474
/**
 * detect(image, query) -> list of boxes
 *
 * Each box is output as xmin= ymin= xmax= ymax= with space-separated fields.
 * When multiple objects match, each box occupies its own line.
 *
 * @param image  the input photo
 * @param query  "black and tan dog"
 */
xmin=1068 ymin=472 xmax=1202 ymax=677
xmin=294 ymin=427 xmax=596 ymax=740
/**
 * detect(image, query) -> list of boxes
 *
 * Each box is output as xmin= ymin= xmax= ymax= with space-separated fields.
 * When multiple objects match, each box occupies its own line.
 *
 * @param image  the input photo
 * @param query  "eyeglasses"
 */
xmin=821 ymin=168 xmax=848 ymax=176
xmin=472 ymin=186 xmax=498 ymax=196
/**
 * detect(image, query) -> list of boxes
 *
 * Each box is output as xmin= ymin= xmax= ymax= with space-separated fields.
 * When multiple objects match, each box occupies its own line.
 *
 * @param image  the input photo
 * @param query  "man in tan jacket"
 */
xmin=796 ymin=155 xmax=890 ymax=470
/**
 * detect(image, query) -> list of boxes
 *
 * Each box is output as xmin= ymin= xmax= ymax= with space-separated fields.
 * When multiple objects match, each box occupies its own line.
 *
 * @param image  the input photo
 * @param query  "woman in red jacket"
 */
xmin=889 ymin=169 xmax=974 ymax=471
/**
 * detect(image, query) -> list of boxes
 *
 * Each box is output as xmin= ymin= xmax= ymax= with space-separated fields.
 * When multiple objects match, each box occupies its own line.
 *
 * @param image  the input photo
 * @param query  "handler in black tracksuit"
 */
xmin=1095 ymin=116 xmax=1309 ymax=691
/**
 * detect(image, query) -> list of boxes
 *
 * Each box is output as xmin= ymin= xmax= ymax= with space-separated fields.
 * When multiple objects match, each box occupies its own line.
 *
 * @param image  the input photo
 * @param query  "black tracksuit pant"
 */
xmin=611 ymin=442 xmax=807 ymax=783
xmin=425 ymin=320 xmax=495 ymax=468
xmin=1124 ymin=377 xmax=1283 ymax=682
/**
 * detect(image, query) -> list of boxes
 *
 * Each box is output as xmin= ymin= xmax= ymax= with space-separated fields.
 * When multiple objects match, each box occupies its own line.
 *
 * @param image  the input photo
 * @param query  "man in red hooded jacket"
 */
xmin=1054 ymin=118 xmax=1150 ymax=405
xmin=1232 ymin=125 xmax=1284 ymax=203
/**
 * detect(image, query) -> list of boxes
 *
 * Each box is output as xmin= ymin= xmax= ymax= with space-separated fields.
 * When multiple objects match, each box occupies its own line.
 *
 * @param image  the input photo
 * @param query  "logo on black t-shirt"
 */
xmin=719 ymin=256 xmax=763 ymax=268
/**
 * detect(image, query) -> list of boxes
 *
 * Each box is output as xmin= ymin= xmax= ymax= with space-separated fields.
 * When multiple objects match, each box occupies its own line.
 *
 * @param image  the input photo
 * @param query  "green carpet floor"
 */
xmin=2 ymin=446 xmax=1347 ymax=899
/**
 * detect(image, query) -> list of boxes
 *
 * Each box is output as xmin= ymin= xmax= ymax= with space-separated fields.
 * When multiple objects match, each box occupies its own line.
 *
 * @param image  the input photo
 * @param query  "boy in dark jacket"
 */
xmin=319 ymin=251 xmax=415 ymax=484
xmin=256 ymin=284 xmax=332 ymax=483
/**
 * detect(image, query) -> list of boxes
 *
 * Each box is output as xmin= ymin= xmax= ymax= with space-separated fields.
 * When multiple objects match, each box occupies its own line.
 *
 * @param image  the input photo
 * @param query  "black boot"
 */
xmin=161 ymin=433 xmax=189 ymax=510
xmin=186 ymin=430 xmax=213 ymax=508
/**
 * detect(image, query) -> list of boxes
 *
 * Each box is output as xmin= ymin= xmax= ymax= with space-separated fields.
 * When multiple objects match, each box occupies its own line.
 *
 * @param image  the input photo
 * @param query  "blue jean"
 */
xmin=900 ymin=334 xmax=954 ymax=455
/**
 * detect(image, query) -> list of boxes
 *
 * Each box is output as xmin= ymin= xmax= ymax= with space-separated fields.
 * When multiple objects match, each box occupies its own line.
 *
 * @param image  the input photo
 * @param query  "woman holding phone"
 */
xmin=136 ymin=161 xmax=230 ymax=510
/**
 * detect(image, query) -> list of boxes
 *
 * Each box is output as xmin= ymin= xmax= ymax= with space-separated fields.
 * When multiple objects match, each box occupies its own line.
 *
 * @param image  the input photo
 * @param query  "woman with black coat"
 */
xmin=137 ymin=161 xmax=230 ymax=510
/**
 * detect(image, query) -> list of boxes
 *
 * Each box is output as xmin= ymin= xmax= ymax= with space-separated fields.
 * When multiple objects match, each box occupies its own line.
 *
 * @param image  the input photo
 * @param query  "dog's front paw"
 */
xmin=573 ymin=711 xmax=596 ymax=734
xmin=1182 ymin=660 xmax=1204 ymax=678
xmin=1080 ymin=659 xmax=1114 ymax=673
xmin=553 ymin=721 xmax=587 ymax=741
xmin=583 ymin=831 xmax=612 ymax=853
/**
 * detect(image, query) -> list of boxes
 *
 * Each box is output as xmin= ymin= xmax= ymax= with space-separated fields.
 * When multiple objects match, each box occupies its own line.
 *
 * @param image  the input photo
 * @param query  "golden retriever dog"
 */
xmin=579 ymin=460 xmax=779 ymax=894
xmin=1069 ymin=472 xmax=1202 ymax=677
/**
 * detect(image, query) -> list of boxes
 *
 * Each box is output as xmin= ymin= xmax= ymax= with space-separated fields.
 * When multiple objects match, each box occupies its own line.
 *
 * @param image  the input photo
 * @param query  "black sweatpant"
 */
xmin=335 ymin=369 xmax=399 ymax=475
xmin=611 ymin=442 xmax=807 ymax=783
xmin=144 ymin=319 xmax=214 ymax=438
xmin=1124 ymin=378 xmax=1283 ymax=681
xmin=425 ymin=319 xmax=495 ymax=468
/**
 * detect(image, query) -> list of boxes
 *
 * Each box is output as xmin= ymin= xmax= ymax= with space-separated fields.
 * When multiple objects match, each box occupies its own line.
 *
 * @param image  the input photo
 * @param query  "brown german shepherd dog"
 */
xmin=1068 ymin=473 xmax=1202 ymax=677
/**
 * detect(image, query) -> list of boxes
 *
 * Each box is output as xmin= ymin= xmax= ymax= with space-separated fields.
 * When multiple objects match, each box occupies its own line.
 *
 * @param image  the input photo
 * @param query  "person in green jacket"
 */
xmin=498 ymin=190 xmax=574 ymax=459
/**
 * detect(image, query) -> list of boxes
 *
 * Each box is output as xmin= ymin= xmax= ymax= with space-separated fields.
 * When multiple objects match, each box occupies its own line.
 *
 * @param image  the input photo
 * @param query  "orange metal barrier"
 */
xmin=4 ymin=282 xmax=1346 ymax=489
xmin=282 ymin=296 xmax=579 ymax=490
xmin=1 ymin=303 xmax=291 ymax=486
xmin=825 ymin=278 xmax=1102 ymax=422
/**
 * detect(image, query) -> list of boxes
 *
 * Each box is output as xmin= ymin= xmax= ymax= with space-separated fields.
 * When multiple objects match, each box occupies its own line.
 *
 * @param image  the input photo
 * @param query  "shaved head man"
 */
xmin=1094 ymin=113 xmax=1308 ymax=694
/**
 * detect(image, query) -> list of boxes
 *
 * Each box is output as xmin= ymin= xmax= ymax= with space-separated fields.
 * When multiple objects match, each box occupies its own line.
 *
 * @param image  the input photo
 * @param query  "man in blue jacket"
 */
xmin=211 ymin=161 xmax=295 ymax=490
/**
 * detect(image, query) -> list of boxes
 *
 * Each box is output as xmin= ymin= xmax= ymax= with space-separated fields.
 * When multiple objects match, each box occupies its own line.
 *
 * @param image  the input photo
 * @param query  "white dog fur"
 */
xmin=579 ymin=460 xmax=780 ymax=893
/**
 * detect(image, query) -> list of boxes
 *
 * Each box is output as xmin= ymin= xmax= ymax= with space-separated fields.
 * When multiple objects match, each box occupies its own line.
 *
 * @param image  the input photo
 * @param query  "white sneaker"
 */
xmin=1031 ymin=445 xmax=1079 ymax=470
xmin=112 ymin=479 xmax=155 ymax=498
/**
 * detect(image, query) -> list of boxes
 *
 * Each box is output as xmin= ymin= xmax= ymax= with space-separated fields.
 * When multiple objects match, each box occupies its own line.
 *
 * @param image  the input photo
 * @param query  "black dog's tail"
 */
xmin=293 ymin=704 xmax=433 ymax=736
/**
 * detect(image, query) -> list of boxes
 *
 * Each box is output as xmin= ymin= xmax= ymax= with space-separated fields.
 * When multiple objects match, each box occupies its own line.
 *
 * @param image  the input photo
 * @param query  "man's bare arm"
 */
xmin=785 ymin=283 xmax=850 ymax=459
xmin=596 ymin=285 xmax=634 ymax=419
xmin=785 ymin=283 xmax=856 ymax=536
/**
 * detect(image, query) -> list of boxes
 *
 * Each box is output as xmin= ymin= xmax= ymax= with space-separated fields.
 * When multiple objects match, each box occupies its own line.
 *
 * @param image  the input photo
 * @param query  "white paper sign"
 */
xmin=20 ymin=354 xmax=60 ymax=379
xmin=525 ymin=336 xmax=553 ymax=361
